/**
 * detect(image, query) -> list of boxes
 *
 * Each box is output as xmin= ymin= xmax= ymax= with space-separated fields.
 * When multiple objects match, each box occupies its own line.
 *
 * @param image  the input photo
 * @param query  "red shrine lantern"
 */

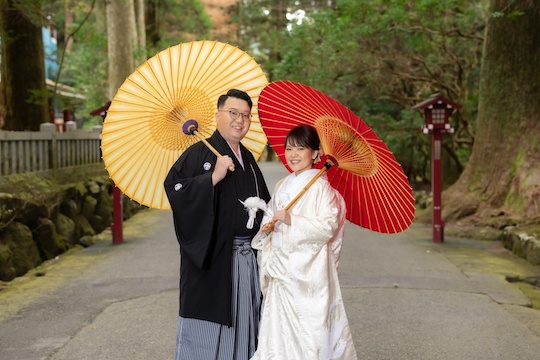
xmin=413 ymin=94 xmax=460 ymax=243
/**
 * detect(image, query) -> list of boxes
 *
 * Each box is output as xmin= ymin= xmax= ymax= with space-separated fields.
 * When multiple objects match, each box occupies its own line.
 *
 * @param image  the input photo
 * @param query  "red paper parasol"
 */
xmin=258 ymin=81 xmax=415 ymax=234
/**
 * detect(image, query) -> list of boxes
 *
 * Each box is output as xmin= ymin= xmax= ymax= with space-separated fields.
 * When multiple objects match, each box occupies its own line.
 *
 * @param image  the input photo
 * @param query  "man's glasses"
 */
xmin=219 ymin=109 xmax=252 ymax=121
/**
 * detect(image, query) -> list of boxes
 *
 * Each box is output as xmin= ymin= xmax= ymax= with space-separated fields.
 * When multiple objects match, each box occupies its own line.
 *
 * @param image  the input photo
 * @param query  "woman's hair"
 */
xmin=284 ymin=124 xmax=320 ymax=150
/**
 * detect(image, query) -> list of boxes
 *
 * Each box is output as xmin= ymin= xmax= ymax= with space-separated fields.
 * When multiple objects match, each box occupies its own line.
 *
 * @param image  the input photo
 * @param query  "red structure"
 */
xmin=413 ymin=94 xmax=460 ymax=243
xmin=89 ymin=101 xmax=112 ymax=121
xmin=90 ymin=101 xmax=123 ymax=244
xmin=111 ymin=182 xmax=124 ymax=245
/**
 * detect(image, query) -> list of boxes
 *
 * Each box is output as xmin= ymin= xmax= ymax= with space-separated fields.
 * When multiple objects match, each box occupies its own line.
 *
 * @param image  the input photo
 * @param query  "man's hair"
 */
xmin=217 ymin=89 xmax=253 ymax=109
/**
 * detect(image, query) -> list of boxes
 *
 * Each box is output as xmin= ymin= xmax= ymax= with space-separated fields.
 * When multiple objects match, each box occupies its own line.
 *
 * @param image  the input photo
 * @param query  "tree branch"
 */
xmin=51 ymin=0 xmax=97 ymax=103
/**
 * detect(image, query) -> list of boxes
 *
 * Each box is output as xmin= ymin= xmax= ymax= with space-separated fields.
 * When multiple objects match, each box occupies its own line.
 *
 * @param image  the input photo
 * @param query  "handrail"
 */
xmin=0 ymin=126 xmax=104 ymax=179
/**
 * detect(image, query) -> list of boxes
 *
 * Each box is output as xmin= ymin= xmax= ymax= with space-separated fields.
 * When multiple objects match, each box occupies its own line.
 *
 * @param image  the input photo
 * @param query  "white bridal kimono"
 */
xmin=251 ymin=169 xmax=357 ymax=360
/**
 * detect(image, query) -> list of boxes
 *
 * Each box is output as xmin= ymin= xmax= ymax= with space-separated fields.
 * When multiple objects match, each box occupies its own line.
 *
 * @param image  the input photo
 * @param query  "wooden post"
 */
xmin=111 ymin=181 xmax=124 ymax=245
xmin=431 ymin=131 xmax=444 ymax=243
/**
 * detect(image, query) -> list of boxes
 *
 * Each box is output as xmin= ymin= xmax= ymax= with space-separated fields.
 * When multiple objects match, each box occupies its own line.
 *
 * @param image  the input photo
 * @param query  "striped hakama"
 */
xmin=175 ymin=236 xmax=261 ymax=360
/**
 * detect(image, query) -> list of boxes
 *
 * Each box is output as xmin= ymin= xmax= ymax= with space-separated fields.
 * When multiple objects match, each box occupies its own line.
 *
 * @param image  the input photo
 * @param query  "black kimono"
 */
xmin=164 ymin=130 xmax=271 ymax=326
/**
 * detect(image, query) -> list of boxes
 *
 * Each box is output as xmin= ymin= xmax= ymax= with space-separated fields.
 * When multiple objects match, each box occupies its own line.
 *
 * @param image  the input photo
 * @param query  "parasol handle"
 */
xmin=261 ymin=161 xmax=334 ymax=234
xmin=183 ymin=120 xmax=235 ymax=172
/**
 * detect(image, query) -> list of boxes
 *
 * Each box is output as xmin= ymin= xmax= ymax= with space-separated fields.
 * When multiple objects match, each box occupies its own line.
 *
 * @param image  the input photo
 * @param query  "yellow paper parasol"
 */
xmin=101 ymin=41 xmax=268 ymax=210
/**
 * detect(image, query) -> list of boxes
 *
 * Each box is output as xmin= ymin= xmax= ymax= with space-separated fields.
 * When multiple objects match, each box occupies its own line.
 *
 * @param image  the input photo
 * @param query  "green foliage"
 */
xmin=2 ymin=0 xmax=50 ymax=27
xmin=146 ymin=0 xmax=212 ymax=54
xmin=0 ymin=202 xmax=16 ymax=228
xmin=0 ymin=174 xmax=63 ymax=231
xmin=492 ymin=11 xmax=524 ymax=18
xmin=229 ymin=1 xmax=287 ymax=80
xmin=254 ymin=0 xmax=487 ymax=184
xmin=41 ymin=0 xmax=213 ymax=127
xmin=60 ymin=19 xmax=109 ymax=122
xmin=2 ymin=0 xmax=488 ymax=185
xmin=0 ymin=173 xmax=65 ymax=209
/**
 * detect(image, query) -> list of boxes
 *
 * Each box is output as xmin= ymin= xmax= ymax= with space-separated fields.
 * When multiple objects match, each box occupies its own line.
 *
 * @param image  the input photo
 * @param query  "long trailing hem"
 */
xmin=251 ymin=174 xmax=357 ymax=360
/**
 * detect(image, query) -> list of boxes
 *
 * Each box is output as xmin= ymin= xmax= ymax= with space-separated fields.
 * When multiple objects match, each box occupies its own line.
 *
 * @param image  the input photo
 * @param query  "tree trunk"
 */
xmin=127 ymin=0 xmax=139 ymax=64
xmin=106 ymin=0 xmax=135 ymax=99
xmin=64 ymin=0 xmax=75 ymax=52
xmin=135 ymin=0 xmax=146 ymax=62
xmin=0 ymin=0 xmax=49 ymax=131
xmin=443 ymin=0 xmax=540 ymax=227
xmin=145 ymin=0 xmax=160 ymax=48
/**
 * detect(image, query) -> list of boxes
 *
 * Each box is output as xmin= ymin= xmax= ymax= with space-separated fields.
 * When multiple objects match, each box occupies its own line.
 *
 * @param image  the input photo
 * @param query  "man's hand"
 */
xmin=212 ymin=155 xmax=234 ymax=185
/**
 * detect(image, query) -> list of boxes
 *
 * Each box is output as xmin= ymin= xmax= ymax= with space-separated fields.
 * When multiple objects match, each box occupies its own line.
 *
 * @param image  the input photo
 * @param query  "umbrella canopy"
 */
xmin=258 ymin=80 xmax=415 ymax=234
xmin=101 ymin=40 xmax=268 ymax=210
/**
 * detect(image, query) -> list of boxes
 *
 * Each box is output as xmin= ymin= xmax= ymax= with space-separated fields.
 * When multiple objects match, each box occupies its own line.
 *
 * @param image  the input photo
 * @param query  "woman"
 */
xmin=251 ymin=124 xmax=357 ymax=359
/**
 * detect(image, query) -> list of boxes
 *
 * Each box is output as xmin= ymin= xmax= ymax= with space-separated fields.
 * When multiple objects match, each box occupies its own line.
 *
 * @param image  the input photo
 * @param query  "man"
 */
xmin=164 ymin=89 xmax=271 ymax=360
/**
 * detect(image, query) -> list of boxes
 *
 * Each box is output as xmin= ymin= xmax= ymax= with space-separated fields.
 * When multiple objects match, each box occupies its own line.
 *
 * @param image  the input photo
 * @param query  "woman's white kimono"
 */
xmin=251 ymin=169 xmax=357 ymax=360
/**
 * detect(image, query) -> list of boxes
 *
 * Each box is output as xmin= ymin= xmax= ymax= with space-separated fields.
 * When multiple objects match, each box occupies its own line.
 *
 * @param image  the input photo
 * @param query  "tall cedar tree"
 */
xmin=443 ymin=0 xmax=540 ymax=226
xmin=106 ymin=0 xmax=135 ymax=99
xmin=0 ymin=0 xmax=49 ymax=130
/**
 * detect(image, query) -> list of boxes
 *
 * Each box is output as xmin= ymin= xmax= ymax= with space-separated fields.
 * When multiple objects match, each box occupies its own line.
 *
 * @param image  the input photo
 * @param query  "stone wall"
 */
xmin=501 ymin=230 xmax=540 ymax=266
xmin=416 ymin=189 xmax=540 ymax=267
xmin=0 ymin=176 xmax=146 ymax=281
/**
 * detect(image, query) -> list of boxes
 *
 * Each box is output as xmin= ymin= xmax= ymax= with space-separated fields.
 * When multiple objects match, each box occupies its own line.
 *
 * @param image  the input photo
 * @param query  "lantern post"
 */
xmin=413 ymin=94 xmax=460 ymax=243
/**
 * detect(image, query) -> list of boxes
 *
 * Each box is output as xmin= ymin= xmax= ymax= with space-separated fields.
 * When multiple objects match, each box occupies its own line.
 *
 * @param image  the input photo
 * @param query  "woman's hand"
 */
xmin=260 ymin=222 xmax=273 ymax=234
xmin=273 ymin=209 xmax=291 ymax=226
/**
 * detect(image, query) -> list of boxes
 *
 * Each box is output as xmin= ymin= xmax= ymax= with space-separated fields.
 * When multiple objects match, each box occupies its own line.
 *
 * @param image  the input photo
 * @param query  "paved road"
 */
xmin=1 ymin=162 xmax=540 ymax=359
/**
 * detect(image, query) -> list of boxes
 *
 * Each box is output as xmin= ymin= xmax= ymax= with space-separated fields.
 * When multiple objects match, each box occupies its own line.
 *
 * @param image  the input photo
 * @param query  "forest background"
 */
xmin=0 ymin=0 xmax=539 ymax=230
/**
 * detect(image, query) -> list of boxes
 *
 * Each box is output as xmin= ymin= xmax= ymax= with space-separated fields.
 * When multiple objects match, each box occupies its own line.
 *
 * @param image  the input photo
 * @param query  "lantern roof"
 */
xmin=412 ymin=93 xmax=461 ymax=111
xmin=90 ymin=101 xmax=111 ymax=117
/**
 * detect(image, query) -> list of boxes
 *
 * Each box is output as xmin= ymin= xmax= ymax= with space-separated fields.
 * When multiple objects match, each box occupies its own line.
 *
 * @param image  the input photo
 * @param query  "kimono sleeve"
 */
xmin=289 ymin=181 xmax=346 ymax=248
xmin=164 ymin=149 xmax=215 ymax=269
xmin=251 ymin=178 xmax=282 ymax=251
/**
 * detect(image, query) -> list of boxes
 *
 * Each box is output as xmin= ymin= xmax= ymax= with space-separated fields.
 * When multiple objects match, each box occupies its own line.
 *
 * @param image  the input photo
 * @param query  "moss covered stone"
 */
xmin=1 ymin=222 xmax=42 ymax=280
xmin=54 ymin=212 xmax=76 ymax=248
xmin=0 ymin=242 xmax=15 ymax=280
xmin=81 ymin=195 xmax=98 ymax=219
xmin=75 ymin=214 xmax=96 ymax=238
xmin=32 ymin=218 xmax=60 ymax=260
xmin=0 ymin=175 xmax=146 ymax=282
